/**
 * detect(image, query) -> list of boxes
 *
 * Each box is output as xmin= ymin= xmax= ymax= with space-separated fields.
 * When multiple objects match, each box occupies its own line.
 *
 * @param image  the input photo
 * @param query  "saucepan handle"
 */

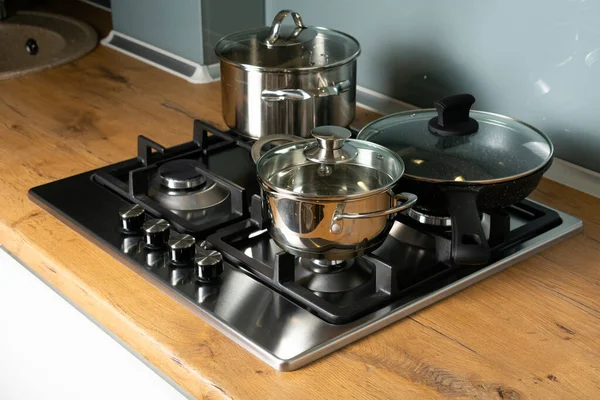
xmin=261 ymin=80 xmax=351 ymax=102
xmin=333 ymin=193 xmax=418 ymax=221
xmin=443 ymin=188 xmax=490 ymax=265
xmin=251 ymin=134 xmax=303 ymax=164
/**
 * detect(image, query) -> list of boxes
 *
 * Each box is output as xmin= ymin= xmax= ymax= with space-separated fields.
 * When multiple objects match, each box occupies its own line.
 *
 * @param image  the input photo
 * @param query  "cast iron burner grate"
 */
xmin=395 ymin=200 xmax=563 ymax=265
xmin=92 ymin=121 xmax=252 ymax=234
xmin=207 ymin=198 xmax=562 ymax=324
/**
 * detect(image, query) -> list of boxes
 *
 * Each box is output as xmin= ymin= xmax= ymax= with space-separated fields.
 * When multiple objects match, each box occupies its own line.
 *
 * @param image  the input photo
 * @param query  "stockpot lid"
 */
xmin=214 ymin=10 xmax=361 ymax=72
xmin=256 ymin=126 xmax=405 ymax=199
xmin=357 ymin=94 xmax=554 ymax=184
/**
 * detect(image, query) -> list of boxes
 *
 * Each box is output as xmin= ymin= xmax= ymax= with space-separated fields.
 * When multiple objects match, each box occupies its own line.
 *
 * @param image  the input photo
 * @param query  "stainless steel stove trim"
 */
xmin=29 ymin=192 xmax=583 ymax=372
xmin=210 ymin=204 xmax=581 ymax=371
xmin=281 ymin=205 xmax=582 ymax=370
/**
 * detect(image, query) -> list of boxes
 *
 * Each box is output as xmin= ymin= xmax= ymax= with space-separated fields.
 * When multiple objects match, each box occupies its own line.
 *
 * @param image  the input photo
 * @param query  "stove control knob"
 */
xmin=168 ymin=233 xmax=196 ymax=264
xmin=142 ymin=219 xmax=170 ymax=248
xmin=195 ymin=249 xmax=224 ymax=282
xmin=119 ymin=204 xmax=145 ymax=232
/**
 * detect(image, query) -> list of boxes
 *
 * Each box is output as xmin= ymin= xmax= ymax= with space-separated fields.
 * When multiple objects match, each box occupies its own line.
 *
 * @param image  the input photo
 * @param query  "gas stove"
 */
xmin=29 ymin=120 xmax=583 ymax=371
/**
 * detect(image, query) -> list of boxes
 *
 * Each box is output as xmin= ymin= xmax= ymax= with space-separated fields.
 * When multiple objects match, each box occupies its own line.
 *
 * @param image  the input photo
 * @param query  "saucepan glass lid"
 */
xmin=257 ymin=127 xmax=404 ymax=199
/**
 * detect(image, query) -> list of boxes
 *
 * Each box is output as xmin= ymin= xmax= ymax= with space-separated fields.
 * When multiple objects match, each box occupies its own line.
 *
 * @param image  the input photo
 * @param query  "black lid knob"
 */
xmin=119 ymin=204 xmax=146 ymax=233
xmin=428 ymin=94 xmax=479 ymax=136
xmin=195 ymin=249 xmax=224 ymax=282
xmin=142 ymin=219 xmax=170 ymax=248
xmin=168 ymin=233 xmax=196 ymax=265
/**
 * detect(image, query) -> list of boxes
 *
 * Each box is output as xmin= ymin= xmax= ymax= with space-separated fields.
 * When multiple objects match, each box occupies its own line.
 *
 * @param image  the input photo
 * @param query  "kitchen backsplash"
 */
xmin=266 ymin=0 xmax=600 ymax=173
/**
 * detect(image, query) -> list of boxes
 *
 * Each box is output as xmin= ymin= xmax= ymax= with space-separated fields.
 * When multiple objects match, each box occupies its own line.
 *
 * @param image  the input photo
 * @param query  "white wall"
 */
xmin=0 ymin=246 xmax=188 ymax=400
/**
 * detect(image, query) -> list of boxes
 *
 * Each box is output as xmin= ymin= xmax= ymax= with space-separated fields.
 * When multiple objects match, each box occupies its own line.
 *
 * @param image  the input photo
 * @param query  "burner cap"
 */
xmin=158 ymin=160 xmax=206 ymax=190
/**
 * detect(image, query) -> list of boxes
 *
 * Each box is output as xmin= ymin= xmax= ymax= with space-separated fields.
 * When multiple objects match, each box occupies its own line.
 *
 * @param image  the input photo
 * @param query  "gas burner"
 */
xmin=407 ymin=208 xmax=451 ymax=226
xmin=150 ymin=159 xmax=230 ymax=214
xmin=158 ymin=159 xmax=207 ymax=189
xmin=407 ymin=208 xmax=486 ymax=228
xmin=298 ymin=258 xmax=372 ymax=294
xmin=307 ymin=258 xmax=345 ymax=271
xmin=150 ymin=177 xmax=229 ymax=212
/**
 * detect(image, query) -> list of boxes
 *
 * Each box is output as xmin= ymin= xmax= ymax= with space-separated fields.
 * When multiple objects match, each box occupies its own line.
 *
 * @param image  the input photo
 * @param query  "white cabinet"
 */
xmin=0 ymin=246 xmax=187 ymax=400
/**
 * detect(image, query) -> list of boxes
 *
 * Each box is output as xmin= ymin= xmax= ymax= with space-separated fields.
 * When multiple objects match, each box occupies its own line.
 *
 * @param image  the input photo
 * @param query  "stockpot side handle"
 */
xmin=333 ymin=193 xmax=418 ymax=221
xmin=251 ymin=134 xmax=303 ymax=164
xmin=266 ymin=10 xmax=306 ymax=45
xmin=262 ymin=80 xmax=352 ymax=102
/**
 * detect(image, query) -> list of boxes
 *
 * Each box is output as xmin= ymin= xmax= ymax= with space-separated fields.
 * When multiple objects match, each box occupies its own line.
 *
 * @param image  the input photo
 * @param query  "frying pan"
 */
xmin=358 ymin=94 xmax=554 ymax=265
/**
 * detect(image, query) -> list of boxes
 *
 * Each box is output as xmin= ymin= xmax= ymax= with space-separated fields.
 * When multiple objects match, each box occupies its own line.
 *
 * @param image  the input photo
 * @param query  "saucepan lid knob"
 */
xmin=304 ymin=126 xmax=358 ymax=164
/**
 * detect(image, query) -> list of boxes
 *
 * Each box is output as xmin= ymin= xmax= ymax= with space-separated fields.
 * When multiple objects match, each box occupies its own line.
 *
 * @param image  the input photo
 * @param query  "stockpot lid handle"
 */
xmin=428 ymin=94 xmax=479 ymax=136
xmin=304 ymin=126 xmax=358 ymax=164
xmin=266 ymin=10 xmax=306 ymax=45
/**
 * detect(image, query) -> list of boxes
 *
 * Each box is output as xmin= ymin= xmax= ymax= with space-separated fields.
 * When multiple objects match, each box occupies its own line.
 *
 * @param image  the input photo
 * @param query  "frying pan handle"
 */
xmin=444 ymin=189 xmax=490 ymax=265
xmin=333 ymin=193 xmax=418 ymax=220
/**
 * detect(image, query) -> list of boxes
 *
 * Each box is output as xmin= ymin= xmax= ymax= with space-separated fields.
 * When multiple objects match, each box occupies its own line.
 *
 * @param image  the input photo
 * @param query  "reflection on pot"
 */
xmin=273 ymin=198 xmax=323 ymax=234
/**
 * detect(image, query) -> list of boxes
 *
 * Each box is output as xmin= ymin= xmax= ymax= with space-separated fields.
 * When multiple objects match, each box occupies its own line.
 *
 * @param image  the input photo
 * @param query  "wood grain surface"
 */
xmin=1 ymin=5 xmax=600 ymax=399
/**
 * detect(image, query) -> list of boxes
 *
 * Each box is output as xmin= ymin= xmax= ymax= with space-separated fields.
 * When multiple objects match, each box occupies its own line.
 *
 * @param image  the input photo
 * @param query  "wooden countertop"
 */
xmin=2 ymin=11 xmax=600 ymax=400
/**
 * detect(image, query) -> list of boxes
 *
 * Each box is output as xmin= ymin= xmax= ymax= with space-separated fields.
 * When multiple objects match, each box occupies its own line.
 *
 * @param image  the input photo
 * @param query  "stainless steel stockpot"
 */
xmin=215 ymin=10 xmax=360 ymax=140
xmin=251 ymin=126 xmax=417 ymax=261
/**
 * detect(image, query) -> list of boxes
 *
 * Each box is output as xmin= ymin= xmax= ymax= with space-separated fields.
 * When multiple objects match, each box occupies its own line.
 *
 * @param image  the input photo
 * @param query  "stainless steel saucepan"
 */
xmin=215 ymin=10 xmax=361 ymax=140
xmin=251 ymin=126 xmax=417 ymax=261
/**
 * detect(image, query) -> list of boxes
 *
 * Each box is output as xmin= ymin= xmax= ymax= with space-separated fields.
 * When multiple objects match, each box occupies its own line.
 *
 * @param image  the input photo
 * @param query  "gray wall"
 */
xmin=266 ymin=0 xmax=600 ymax=172
xmin=201 ymin=0 xmax=264 ymax=65
xmin=112 ymin=0 xmax=204 ymax=63
xmin=111 ymin=0 xmax=264 ymax=65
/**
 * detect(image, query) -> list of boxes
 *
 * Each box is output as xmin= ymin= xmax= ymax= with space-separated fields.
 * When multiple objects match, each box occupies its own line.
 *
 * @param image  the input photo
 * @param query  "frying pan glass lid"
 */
xmin=357 ymin=94 xmax=553 ymax=184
